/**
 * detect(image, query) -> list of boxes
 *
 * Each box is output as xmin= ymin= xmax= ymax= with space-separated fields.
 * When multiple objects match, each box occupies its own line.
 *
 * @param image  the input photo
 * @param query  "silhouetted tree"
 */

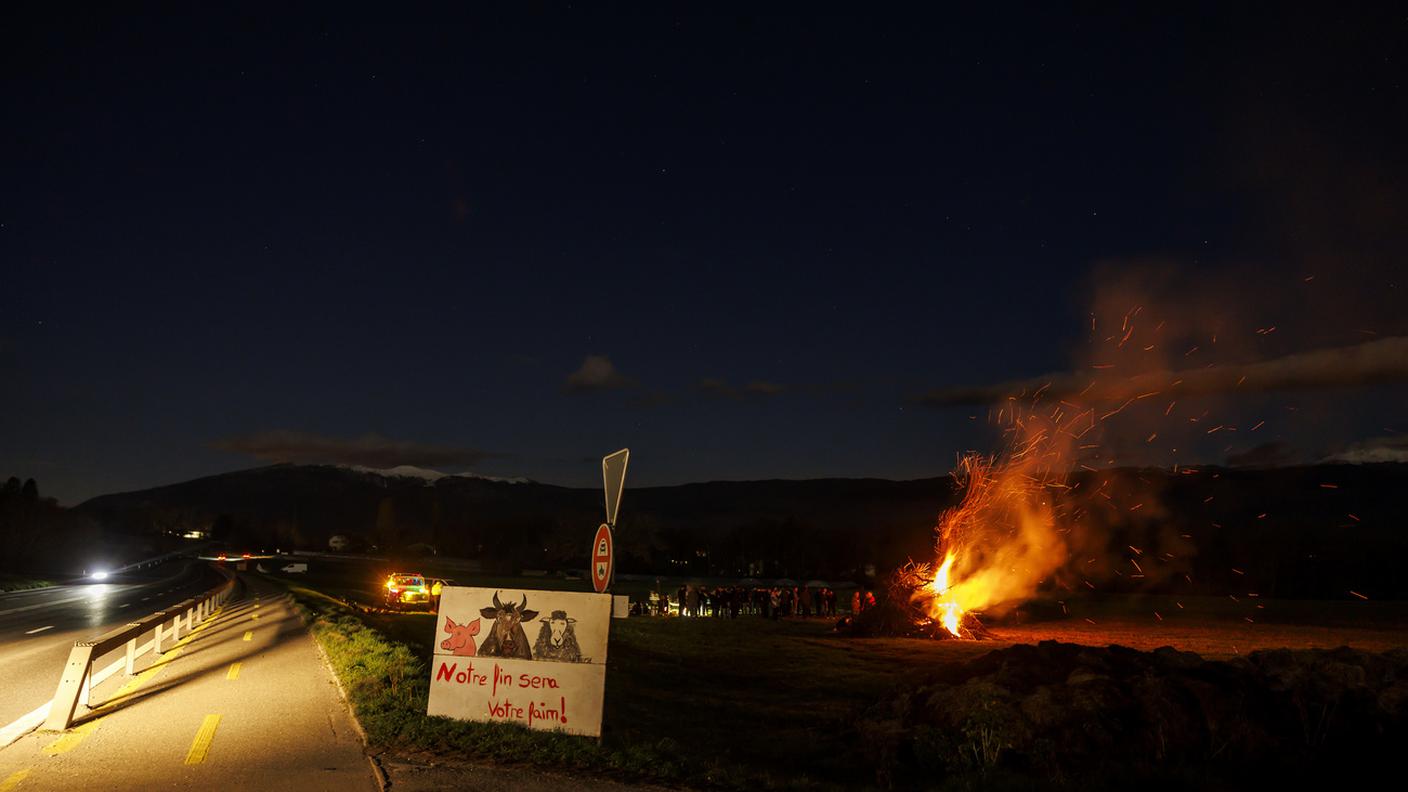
xmin=374 ymin=496 xmax=399 ymax=550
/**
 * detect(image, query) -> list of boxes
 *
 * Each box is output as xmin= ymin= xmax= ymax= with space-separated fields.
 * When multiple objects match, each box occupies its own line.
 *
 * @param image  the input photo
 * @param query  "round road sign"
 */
xmin=591 ymin=523 xmax=613 ymax=593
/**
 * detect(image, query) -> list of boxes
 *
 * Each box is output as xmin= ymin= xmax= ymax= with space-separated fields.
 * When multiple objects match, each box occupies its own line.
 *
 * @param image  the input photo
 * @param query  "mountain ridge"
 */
xmin=66 ymin=462 xmax=1408 ymax=598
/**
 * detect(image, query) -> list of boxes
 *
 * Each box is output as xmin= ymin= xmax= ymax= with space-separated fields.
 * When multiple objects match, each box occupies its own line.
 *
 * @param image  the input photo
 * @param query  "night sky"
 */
xmin=4 ymin=6 xmax=1406 ymax=504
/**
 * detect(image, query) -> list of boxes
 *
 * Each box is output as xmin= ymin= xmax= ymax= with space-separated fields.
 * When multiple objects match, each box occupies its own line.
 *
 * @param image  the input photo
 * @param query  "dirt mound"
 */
xmin=855 ymin=640 xmax=1408 ymax=788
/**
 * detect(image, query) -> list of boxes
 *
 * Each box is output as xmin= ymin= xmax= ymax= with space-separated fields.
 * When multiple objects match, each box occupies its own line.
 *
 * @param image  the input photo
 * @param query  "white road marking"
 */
xmin=0 ymin=701 xmax=50 ymax=749
xmin=24 ymin=626 xmax=54 ymax=635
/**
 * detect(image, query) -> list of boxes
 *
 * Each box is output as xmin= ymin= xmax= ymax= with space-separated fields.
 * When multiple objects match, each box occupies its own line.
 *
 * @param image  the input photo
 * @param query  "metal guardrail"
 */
xmin=109 ymin=544 xmax=212 ymax=575
xmin=41 ymin=566 xmax=236 ymax=731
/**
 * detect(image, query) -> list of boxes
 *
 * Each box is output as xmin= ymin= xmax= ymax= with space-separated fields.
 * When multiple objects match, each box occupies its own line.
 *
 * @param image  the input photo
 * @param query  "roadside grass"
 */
xmin=286 ymin=584 xmax=721 ymax=787
xmin=283 ymin=582 xmax=1001 ymax=789
xmin=0 ymin=573 xmax=55 ymax=592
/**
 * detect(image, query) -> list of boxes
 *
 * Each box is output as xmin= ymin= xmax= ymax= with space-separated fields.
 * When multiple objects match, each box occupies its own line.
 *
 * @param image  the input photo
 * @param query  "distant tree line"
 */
xmin=0 ymin=477 xmax=96 ymax=573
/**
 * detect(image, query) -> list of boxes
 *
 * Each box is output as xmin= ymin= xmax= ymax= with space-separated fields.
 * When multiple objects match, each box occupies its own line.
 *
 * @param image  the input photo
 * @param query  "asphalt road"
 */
xmin=0 ymin=562 xmax=223 ymax=730
xmin=0 ymin=573 xmax=376 ymax=791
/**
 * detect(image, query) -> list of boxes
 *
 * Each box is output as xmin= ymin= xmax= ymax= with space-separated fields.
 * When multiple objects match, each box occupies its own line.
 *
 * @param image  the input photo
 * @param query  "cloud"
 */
xmin=743 ymin=380 xmax=785 ymax=396
xmin=695 ymin=378 xmax=735 ymax=398
xmin=917 ymin=336 xmax=1408 ymax=406
xmin=629 ymin=390 xmax=677 ymax=409
xmin=1323 ymin=434 xmax=1408 ymax=464
xmin=211 ymin=430 xmax=502 ymax=469
xmin=1225 ymin=441 xmax=1301 ymax=468
xmin=694 ymin=378 xmax=786 ymax=400
xmin=564 ymin=355 xmax=635 ymax=392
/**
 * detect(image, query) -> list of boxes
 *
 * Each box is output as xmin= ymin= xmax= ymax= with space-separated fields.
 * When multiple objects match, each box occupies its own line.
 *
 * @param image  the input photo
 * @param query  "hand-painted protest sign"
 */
xmin=427 ymin=587 xmax=611 ymax=737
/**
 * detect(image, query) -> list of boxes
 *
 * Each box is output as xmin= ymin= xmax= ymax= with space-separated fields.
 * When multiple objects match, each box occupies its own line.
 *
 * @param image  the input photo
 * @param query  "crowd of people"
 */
xmin=641 ymin=582 xmax=873 ymax=619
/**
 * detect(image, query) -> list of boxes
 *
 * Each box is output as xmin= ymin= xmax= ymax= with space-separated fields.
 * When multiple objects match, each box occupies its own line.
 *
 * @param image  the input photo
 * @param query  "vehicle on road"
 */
xmin=384 ymin=572 xmax=430 ymax=610
xmin=281 ymin=562 xmax=308 ymax=573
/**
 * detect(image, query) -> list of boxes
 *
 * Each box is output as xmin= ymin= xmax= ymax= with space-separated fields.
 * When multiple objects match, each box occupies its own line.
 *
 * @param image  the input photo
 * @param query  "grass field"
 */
xmin=287 ymin=580 xmax=1000 ymax=788
xmin=276 ymin=562 xmax=1408 ymax=789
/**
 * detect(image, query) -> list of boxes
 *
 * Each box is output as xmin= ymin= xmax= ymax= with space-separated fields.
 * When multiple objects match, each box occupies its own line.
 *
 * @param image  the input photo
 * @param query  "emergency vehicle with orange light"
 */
xmin=384 ymin=572 xmax=430 ymax=609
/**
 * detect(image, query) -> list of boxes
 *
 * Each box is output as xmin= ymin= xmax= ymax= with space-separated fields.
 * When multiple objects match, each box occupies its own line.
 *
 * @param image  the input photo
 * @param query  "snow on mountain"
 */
xmin=339 ymin=465 xmax=530 ymax=484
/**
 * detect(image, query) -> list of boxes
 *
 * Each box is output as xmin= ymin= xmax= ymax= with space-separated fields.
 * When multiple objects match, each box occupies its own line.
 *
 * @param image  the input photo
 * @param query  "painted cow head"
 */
xmin=440 ymin=616 xmax=481 ymax=656
xmin=479 ymin=592 xmax=538 ymax=657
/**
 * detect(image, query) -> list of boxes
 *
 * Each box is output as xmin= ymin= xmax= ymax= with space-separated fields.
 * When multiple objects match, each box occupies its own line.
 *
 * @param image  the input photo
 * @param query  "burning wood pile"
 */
xmin=837 ymin=562 xmax=990 ymax=640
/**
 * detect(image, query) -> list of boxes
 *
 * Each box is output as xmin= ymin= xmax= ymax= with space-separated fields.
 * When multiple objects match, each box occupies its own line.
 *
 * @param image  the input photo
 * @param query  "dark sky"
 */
xmin=3 ymin=6 xmax=1406 ymax=504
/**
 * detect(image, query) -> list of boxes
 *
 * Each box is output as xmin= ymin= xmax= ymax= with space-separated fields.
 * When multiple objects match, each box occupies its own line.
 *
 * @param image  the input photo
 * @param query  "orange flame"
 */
xmin=927 ymin=552 xmax=963 ymax=637
xmin=917 ymin=405 xmax=1073 ymax=637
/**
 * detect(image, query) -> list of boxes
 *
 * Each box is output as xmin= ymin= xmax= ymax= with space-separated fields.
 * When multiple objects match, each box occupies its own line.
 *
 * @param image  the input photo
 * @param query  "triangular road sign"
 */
xmin=602 ymin=448 xmax=629 ymax=527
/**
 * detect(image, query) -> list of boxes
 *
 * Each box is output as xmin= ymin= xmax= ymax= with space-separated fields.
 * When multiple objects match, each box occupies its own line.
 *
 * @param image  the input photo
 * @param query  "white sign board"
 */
xmin=427 ymin=587 xmax=611 ymax=737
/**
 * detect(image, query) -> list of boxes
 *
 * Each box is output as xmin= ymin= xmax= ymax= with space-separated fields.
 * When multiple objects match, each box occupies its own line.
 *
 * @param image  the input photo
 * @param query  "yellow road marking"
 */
xmin=0 ymin=769 xmax=31 ymax=791
xmin=250 ymin=613 xmax=259 ymax=620
xmin=43 ymin=721 xmax=97 ymax=755
xmin=184 ymin=714 xmax=221 ymax=765
xmin=242 ymin=630 xmax=252 ymax=642
xmin=226 ymin=663 xmax=241 ymax=680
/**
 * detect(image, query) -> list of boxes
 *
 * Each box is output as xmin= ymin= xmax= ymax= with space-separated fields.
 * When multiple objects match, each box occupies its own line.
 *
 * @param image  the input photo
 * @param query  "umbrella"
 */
xmin=774 ymin=578 xmax=798 ymax=586
xmin=803 ymin=579 xmax=829 ymax=588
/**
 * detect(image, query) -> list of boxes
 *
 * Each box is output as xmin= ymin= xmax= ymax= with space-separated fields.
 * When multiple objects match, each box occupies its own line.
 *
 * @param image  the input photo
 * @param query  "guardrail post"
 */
xmin=153 ymin=620 xmax=164 ymax=655
xmin=43 ymin=645 xmax=95 ymax=730
xmin=125 ymin=637 xmax=137 ymax=675
xmin=78 ymin=668 xmax=92 ymax=708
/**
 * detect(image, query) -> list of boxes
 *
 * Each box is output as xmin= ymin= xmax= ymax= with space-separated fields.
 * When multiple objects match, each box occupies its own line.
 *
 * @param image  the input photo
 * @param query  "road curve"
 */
xmin=0 ymin=562 xmax=223 ymax=730
xmin=0 ymin=573 xmax=376 ymax=791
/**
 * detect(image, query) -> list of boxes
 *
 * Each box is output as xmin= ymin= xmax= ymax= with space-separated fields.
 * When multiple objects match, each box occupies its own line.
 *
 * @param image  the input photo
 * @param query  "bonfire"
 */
xmin=838 ymin=560 xmax=993 ymax=639
xmin=851 ymin=303 xmax=1249 ymax=641
xmin=846 ymin=394 xmax=1077 ymax=640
